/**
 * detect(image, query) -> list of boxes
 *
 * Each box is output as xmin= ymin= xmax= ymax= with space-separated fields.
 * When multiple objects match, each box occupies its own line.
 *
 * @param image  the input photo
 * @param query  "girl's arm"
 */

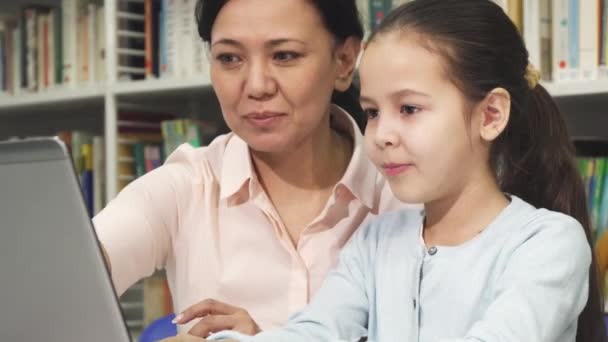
xmin=441 ymin=215 xmax=591 ymax=342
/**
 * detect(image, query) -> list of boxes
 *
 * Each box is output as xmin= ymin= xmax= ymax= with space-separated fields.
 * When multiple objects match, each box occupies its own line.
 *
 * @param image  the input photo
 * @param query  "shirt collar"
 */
xmin=219 ymin=105 xmax=379 ymax=210
xmin=219 ymin=134 xmax=254 ymax=201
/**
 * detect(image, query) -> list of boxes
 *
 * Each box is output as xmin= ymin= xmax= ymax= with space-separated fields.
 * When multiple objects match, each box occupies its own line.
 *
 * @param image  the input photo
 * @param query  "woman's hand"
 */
xmin=174 ymin=299 xmax=261 ymax=338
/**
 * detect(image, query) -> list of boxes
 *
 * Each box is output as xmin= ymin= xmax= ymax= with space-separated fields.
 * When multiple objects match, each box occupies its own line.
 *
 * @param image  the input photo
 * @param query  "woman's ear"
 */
xmin=478 ymin=87 xmax=511 ymax=142
xmin=334 ymin=37 xmax=362 ymax=92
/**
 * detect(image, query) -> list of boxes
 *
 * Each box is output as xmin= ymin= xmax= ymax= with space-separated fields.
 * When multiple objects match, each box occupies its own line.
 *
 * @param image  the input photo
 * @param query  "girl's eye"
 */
xmin=363 ymin=108 xmax=379 ymax=120
xmin=274 ymin=51 xmax=301 ymax=62
xmin=216 ymin=53 xmax=242 ymax=65
xmin=401 ymin=105 xmax=420 ymax=115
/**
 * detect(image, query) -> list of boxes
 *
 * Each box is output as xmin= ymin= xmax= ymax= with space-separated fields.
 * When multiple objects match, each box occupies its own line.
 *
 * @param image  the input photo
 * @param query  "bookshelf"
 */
xmin=0 ymin=0 xmax=216 ymax=339
xmin=0 ymin=0 xmax=607 ymax=336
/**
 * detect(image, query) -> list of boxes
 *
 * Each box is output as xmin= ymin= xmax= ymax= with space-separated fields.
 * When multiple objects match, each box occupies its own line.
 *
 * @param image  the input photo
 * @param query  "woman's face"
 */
xmin=209 ymin=0 xmax=357 ymax=153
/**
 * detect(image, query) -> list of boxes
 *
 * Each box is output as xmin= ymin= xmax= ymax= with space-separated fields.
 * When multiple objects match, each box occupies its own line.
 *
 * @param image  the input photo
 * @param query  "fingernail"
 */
xmin=171 ymin=314 xmax=183 ymax=324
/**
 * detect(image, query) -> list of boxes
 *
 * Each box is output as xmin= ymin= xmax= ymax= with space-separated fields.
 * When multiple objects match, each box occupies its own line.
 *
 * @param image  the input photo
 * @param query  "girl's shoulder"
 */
xmin=497 ymin=196 xmax=589 ymax=257
xmin=355 ymin=207 xmax=425 ymax=248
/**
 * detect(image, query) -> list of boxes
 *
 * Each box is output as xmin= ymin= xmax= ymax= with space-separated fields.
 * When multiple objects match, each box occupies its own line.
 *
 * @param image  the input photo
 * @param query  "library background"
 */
xmin=0 ymin=0 xmax=607 ymax=339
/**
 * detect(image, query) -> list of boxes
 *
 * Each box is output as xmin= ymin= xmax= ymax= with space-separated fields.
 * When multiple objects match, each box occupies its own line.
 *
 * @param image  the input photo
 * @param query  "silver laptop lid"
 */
xmin=0 ymin=138 xmax=131 ymax=342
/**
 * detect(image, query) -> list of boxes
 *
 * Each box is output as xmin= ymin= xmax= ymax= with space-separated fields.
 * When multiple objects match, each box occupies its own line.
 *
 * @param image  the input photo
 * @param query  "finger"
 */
xmin=188 ymin=314 xmax=235 ymax=338
xmin=174 ymin=299 xmax=241 ymax=324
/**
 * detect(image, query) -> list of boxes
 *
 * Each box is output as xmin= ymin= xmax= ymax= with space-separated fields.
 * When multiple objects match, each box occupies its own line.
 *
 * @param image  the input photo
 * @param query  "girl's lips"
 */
xmin=382 ymin=163 xmax=412 ymax=176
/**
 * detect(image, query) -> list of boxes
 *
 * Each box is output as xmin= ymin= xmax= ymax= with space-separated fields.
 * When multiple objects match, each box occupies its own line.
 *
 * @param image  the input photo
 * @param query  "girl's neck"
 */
xmin=423 ymin=171 xmax=510 ymax=247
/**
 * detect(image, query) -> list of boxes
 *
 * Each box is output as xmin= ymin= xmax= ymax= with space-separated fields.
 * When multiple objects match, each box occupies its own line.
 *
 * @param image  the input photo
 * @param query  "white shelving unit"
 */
xmin=0 ymin=0 xmax=216 ymax=201
xmin=0 ymin=86 xmax=105 ymax=110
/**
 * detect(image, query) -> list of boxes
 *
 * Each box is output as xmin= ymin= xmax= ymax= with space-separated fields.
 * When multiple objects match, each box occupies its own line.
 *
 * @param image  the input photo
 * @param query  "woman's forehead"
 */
xmin=211 ymin=0 xmax=327 ymax=44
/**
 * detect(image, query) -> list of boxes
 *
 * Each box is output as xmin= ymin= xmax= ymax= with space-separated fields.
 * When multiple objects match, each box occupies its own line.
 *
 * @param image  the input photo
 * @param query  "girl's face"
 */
xmin=360 ymin=32 xmax=491 ymax=204
xmin=210 ymin=0 xmax=358 ymax=153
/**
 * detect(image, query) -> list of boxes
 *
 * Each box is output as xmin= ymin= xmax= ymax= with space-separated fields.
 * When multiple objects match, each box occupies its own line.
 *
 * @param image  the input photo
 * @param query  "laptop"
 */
xmin=0 ymin=137 xmax=131 ymax=342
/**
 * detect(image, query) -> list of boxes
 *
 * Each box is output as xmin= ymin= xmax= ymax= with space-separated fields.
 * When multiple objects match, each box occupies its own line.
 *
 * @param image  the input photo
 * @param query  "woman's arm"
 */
xmin=93 ymin=146 xmax=194 ymax=295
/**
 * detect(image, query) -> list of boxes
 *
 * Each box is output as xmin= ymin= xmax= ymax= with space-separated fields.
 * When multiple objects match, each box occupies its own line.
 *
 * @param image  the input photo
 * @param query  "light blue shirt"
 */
xmin=210 ymin=195 xmax=591 ymax=342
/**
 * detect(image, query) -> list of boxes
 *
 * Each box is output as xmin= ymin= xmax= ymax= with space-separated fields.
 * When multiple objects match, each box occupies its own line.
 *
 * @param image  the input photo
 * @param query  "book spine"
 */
xmin=26 ymin=8 xmax=38 ymax=91
xmin=523 ymin=0 xmax=541 ymax=68
xmin=62 ymin=0 xmax=78 ymax=86
xmin=145 ymin=0 xmax=153 ymax=78
xmin=88 ymin=2 xmax=97 ymax=85
xmin=48 ymin=11 xmax=56 ymax=88
xmin=567 ymin=0 xmax=580 ymax=79
xmin=579 ymin=0 xmax=599 ymax=80
xmin=13 ymin=26 xmax=21 ymax=94
xmin=552 ymin=0 xmax=570 ymax=82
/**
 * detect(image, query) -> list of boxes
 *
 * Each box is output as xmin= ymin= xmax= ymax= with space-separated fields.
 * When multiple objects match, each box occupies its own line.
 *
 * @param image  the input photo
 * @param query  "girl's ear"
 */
xmin=334 ymin=37 xmax=362 ymax=92
xmin=477 ymin=87 xmax=511 ymax=142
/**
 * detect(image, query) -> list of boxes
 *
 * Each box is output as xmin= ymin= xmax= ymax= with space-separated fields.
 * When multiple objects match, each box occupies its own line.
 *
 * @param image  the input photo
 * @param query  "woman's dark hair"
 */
xmin=371 ymin=1 xmax=606 ymax=341
xmin=195 ymin=0 xmax=367 ymax=132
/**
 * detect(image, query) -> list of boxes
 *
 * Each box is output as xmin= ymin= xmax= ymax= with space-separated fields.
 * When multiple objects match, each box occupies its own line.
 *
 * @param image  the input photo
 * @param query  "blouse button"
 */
xmin=428 ymin=246 xmax=438 ymax=256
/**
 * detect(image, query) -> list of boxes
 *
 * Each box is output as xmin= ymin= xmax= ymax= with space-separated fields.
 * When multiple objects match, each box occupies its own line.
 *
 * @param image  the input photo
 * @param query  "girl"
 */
xmin=198 ymin=0 xmax=606 ymax=341
xmin=94 ymin=0 xmax=404 ymax=337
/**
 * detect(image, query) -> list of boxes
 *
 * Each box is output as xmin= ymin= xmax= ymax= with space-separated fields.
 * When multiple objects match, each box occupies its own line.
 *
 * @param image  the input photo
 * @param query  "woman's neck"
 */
xmin=423 ymin=169 xmax=510 ymax=247
xmin=251 ymin=115 xmax=353 ymax=196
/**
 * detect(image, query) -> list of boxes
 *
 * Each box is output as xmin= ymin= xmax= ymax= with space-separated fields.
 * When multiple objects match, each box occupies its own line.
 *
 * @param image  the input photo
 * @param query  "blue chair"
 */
xmin=139 ymin=313 xmax=178 ymax=342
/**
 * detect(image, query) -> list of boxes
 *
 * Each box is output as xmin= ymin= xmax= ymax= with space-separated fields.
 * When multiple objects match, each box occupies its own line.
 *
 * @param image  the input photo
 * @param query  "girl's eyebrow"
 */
xmin=390 ymin=88 xmax=430 ymax=98
xmin=360 ymin=88 xmax=430 ymax=104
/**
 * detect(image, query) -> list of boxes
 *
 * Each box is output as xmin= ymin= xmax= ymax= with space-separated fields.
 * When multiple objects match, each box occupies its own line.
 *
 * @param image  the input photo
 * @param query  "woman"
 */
xmin=197 ymin=0 xmax=607 ymax=341
xmin=93 ymin=0 xmax=404 ymax=337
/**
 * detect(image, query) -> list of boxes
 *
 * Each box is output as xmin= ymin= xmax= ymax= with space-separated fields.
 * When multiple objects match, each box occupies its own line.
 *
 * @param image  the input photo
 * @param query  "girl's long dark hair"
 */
xmin=372 ymin=1 xmax=606 ymax=341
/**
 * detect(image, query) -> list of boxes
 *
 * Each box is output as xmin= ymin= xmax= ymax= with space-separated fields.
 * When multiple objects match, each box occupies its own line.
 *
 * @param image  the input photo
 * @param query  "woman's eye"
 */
xmin=363 ymin=108 xmax=379 ymax=120
xmin=401 ymin=105 xmax=420 ymax=115
xmin=216 ymin=53 xmax=241 ymax=65
xmin=274 ymin=51 xmax=301 ymax=62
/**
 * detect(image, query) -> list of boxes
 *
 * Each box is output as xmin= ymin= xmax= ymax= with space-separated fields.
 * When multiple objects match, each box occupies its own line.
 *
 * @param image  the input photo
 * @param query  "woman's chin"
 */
xmin=243 ymin=135 xmax=295 ymax=155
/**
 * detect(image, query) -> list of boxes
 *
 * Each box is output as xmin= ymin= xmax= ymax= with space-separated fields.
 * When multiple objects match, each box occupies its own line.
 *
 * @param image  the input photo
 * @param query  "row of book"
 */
xmin=0 ymin=0 xmax=106 ymax=95
xmin=578 ymin=157 xmax=608 ymax=244
xmin=0 ymin=0 xmax=210 ymax=95
xmin=578 ymin=157 xmax=608 ymax=312
xmin=57 ymin=112 xmax=218 ymax=217
xmin=494 ymin=0 xmax=608 ymax=83
xmin=360 ymin=0 xmax=608 ymax=83
xmin=119 ymin=0 xmax=209 ymax=81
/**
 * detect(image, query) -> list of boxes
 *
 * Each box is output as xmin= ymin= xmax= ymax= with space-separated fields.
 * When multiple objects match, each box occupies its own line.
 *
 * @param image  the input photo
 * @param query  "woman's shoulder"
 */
xmin=156 ymin=132 xmax=237 ymax=184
